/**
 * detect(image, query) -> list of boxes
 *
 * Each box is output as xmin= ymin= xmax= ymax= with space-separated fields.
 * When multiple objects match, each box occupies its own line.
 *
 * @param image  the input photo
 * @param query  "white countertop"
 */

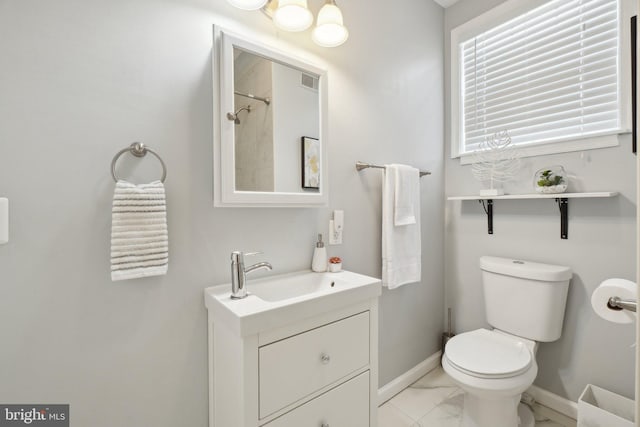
xmin=204 ymin=270 xmax=382 ymax=337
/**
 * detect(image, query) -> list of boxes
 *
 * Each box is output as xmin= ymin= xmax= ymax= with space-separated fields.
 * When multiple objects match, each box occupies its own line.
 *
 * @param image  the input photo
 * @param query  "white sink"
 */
xmin=248 ymin=272 xmax=346 ymax=302
xmin=204 ymin=270 xmax=381 ymax=336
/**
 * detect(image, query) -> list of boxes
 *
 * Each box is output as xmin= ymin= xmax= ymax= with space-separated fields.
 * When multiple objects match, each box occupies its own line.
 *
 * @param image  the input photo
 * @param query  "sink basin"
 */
xmin=248 ymin=272 xmax=345 ymax=302
xmin=204 ymin=270 xmax=381 ymax=336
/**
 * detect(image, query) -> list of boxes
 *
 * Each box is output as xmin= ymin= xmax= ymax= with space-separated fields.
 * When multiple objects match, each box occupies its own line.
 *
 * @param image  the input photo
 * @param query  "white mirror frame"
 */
xmin=212 ymin=26 xmax=329 ymax=207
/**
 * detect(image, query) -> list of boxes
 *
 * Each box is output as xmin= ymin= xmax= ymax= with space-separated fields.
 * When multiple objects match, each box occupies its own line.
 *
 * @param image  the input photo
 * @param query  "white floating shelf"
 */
xmin=446 ymin=192 xmax=619 ymax=239
xmin=447 ymin=192 xmax=618 ymax=201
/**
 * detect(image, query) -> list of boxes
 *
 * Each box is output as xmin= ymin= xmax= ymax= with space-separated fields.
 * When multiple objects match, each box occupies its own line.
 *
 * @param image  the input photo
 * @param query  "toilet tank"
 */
xmin=480 ymin=256 xmax=572 ymax=342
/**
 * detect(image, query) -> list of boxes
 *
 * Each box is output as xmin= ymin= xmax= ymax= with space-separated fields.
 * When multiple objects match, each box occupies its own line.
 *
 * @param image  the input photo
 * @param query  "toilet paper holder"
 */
xmin=607 ymin=296 xmax=637 ymax=313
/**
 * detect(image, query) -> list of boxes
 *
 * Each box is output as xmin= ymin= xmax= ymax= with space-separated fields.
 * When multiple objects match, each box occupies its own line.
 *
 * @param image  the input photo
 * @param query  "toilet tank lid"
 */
xmin=480 ymin=256 xmax=572 ymax=282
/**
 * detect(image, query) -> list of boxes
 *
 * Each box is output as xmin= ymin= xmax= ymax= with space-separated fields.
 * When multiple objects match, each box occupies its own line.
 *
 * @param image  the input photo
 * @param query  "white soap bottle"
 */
xmin=311 ymin=233 xmax=327 ymax=272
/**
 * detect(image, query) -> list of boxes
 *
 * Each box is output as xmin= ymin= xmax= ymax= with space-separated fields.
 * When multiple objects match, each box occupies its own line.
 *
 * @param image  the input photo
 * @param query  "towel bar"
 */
xmin=111 ymin=142 xmax=167 ymax=183
xmin=355 ymin=161 xmax=431 ymax=177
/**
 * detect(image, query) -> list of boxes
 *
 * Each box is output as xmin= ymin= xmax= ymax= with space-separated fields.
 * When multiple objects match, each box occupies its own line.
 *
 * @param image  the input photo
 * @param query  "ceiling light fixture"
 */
xmin=227 ymin=0 xmax=349 ymax=48
xmin=225 ymin=0 xmax=269 ymax=11
xmin=312 ymin=0 xmax=348 ymax=47
xmin=273 ymin=0 xmax=314 ymax=32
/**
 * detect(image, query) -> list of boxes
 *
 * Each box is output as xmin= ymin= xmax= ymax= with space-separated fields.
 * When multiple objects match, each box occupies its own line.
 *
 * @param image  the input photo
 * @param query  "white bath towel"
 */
xmin=382 ymin=164 xmax=421 ymax=289
xmin=393 ymin=164 xmax=419 ymax=226
xmin=111 ymin=180 xmax=168 ymax=281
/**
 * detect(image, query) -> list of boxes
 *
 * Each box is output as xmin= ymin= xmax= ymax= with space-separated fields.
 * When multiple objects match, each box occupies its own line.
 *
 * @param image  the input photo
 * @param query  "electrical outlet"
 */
xmin=329 ymin=220 xmax=342 ymax=245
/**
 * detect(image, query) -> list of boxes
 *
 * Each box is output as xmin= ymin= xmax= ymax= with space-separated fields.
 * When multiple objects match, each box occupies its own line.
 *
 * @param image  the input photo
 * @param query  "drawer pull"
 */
xmin=321 ymin=423 xmax=330 ymax=427
xmin=320 ymin=353 xmax=331 ymax=364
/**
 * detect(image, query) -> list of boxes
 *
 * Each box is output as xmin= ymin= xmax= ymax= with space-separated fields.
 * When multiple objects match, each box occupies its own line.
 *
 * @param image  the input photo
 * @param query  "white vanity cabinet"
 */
xmin=259 ymin=311 xmax=371 ymax=419
xmin=204 ymin=270 xmax=381 ymax=427
xmin=265 ymin=371 xmax=370 ymax=427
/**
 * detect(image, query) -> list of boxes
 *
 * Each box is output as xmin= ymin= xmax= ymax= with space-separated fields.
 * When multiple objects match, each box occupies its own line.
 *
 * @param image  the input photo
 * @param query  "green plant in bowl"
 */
xmin=533 ymin=166 xmax=568 ymax=194
xmin=537 ymin=169 xmax=565 ymax=187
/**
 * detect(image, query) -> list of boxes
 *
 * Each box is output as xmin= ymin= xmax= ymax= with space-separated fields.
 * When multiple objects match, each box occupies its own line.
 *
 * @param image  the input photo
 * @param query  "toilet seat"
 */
xmin=445 ymin=329 xmax=532 ymax=379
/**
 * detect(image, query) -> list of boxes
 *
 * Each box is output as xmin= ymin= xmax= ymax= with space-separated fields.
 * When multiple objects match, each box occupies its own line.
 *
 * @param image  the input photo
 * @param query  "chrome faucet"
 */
xmin=230 ymin=251 xmax=273 ymax=299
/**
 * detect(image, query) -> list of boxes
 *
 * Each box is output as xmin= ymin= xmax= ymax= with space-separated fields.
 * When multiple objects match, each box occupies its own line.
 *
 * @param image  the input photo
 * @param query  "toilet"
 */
xmin=442 ymin=256 xmax=572 ymax=427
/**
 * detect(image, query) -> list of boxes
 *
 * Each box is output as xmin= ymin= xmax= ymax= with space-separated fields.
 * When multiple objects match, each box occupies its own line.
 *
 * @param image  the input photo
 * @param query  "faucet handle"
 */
xmin=230 ymin=251 xmax=263 ymax=262
xmin=243 ymin=251 xmax=263 ymax=257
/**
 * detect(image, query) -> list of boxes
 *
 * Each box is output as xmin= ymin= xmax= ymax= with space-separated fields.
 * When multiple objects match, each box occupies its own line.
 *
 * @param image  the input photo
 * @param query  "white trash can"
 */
xmin=577 ymin=384 xmax=634 ymax=427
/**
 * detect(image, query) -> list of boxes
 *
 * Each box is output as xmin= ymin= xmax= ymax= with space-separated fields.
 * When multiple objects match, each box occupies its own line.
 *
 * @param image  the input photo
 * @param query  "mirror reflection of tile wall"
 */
xmin=234 ymin=50 xmax=274 ymax=192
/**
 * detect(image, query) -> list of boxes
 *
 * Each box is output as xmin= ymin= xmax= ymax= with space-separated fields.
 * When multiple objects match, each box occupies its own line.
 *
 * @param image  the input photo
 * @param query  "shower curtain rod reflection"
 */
xmin=234 ymin=91 xmax=271 ymax=105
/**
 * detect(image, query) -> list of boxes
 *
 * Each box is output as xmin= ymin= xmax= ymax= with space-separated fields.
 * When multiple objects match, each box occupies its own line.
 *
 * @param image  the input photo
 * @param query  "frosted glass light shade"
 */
xmin=312 ymin=3 xmax=349 ymax=47
xmin=226 ymin=0 xmax=268 ymax=10
xmin=273 ymin=0 xmax=313 ymax=32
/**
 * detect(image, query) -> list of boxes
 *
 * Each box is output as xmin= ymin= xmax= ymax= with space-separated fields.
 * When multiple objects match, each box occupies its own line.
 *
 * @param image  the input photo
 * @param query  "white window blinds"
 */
xmin=460 ymin=0 xmax=621 ymax=153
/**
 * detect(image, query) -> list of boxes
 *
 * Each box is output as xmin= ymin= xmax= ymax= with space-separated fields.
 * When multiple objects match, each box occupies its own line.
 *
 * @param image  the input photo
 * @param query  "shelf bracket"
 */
xmin=479 ymin=199 xmax=494 ymax=235
xmin=449 ymin=192 xmax=617 ymax=240
xmin=556 ymin=198 xmax=568 ymax=239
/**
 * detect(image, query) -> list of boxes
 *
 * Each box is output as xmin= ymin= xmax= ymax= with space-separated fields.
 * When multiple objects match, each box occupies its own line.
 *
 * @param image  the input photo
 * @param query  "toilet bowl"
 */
xmin=442 ymin=328 xmax=538 ymax=427
xmin=443 ymin=256 xmax=572 ymax=427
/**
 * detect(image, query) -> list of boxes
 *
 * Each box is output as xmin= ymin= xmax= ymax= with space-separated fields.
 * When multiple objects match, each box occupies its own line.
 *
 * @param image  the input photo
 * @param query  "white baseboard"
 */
xmin=526 ymin=384 xmax=578 ymax=421
xmin=377 ymin=351 xmax=442 ymax=405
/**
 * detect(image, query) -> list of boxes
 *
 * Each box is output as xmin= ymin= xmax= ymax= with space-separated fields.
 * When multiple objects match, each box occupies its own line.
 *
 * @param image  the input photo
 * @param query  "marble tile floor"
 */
xmin=378 ymin=366 xmax=577 ymax=427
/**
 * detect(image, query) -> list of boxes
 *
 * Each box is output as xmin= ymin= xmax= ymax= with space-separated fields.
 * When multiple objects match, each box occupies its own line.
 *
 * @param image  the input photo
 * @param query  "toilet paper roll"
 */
xmin=591 ymin=278 xmax=637 ymax=324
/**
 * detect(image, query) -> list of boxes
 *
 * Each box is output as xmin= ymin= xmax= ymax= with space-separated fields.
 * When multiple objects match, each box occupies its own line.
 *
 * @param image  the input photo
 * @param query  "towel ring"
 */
xmin=111 ymin=142 xmax=167 ymax=183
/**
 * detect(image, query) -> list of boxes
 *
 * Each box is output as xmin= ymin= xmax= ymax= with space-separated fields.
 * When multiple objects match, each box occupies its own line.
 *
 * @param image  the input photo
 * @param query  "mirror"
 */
xmin=213 ymin=27 xmax=328 ymax=207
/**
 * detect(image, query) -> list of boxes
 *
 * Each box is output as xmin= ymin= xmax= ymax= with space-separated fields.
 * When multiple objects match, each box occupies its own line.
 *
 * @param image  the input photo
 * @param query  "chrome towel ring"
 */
xmin=111 ymin=142 xmax=167 ymax=183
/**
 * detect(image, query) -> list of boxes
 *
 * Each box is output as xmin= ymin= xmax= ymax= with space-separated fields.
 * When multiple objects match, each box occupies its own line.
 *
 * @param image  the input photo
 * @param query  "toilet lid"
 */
xmin=445 ymin=329 xmax=532 ymax=378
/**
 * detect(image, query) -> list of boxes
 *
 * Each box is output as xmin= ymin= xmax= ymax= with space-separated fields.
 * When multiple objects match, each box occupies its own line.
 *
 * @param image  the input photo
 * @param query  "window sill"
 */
xmin=456 ymin=132 xmax=628 ymax=165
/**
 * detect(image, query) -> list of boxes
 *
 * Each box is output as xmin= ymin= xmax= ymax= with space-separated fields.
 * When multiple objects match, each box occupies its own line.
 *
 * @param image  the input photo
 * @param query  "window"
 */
xmin=451 ymin=0 xmax=632 ymax=161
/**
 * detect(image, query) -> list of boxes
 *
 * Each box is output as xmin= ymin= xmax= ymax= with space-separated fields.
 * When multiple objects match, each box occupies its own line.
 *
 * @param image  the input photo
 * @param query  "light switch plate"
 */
xmin=329 ymin=219 xmax=342 ymax=245
xmin=0 ymin=198 xmax=8 ymax=244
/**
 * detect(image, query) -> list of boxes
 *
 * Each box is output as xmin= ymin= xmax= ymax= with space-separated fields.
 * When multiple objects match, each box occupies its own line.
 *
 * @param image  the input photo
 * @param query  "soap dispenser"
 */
xmin=311 ymin=234 xmax=327 ymax=272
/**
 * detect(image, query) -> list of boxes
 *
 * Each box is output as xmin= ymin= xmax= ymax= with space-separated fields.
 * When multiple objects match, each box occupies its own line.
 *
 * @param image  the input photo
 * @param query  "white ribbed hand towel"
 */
xmin=111 ymin=180 xmax=168 ymax=281
xmin=382 ymin=164 xmax=421 ymax=289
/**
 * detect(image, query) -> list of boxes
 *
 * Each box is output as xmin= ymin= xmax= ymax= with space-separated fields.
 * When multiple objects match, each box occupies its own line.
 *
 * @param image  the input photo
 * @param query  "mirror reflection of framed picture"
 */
xmin=301 ymin=136 xmax=320 ymax=190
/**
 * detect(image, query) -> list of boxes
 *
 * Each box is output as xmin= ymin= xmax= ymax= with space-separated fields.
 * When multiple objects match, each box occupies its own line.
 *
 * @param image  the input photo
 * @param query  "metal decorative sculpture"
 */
xmin=471 ymin=130 xmax=520 ymax=196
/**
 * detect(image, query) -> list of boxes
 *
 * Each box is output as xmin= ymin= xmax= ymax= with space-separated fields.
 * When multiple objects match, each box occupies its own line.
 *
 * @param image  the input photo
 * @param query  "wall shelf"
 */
xmin=447 ymin=192 xmax=619 ymax=239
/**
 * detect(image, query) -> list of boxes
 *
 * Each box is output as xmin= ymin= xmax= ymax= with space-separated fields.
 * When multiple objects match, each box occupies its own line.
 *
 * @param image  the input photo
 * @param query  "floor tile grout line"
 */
xmin=412 ymin=387 xmax=463 ymax=425
xmin=385 ymin=401 xmax=421 ymax=423
xmin=446 ymin=386 xmax=461 ymax=398
xmin=386 ymin=385 xmax=463 ymax=423
xmin=428 ymin=386 xmax=463 ymax=419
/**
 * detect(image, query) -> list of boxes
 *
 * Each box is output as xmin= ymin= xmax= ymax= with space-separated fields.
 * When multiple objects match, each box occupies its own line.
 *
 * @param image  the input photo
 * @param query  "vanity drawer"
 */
xmin=264 ymin=371 xmax=370 ymax=427
xmin=259 ymin=311 xmax=370 ymax=418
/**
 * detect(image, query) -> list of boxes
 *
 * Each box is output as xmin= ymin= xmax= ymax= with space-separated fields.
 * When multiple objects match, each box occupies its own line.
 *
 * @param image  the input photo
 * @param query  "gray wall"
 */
xmin=0 ymin=1 xmax=444 ymax=426
xmin=445 ymin=0 xmax=636 ymax=402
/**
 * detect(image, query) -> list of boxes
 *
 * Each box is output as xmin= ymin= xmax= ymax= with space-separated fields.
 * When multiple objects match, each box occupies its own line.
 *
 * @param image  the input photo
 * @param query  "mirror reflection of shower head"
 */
xmin=226 ymin=112 xmax=240 ymax=124
xmin=226 ymin=105 xmax=252 ymax=125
